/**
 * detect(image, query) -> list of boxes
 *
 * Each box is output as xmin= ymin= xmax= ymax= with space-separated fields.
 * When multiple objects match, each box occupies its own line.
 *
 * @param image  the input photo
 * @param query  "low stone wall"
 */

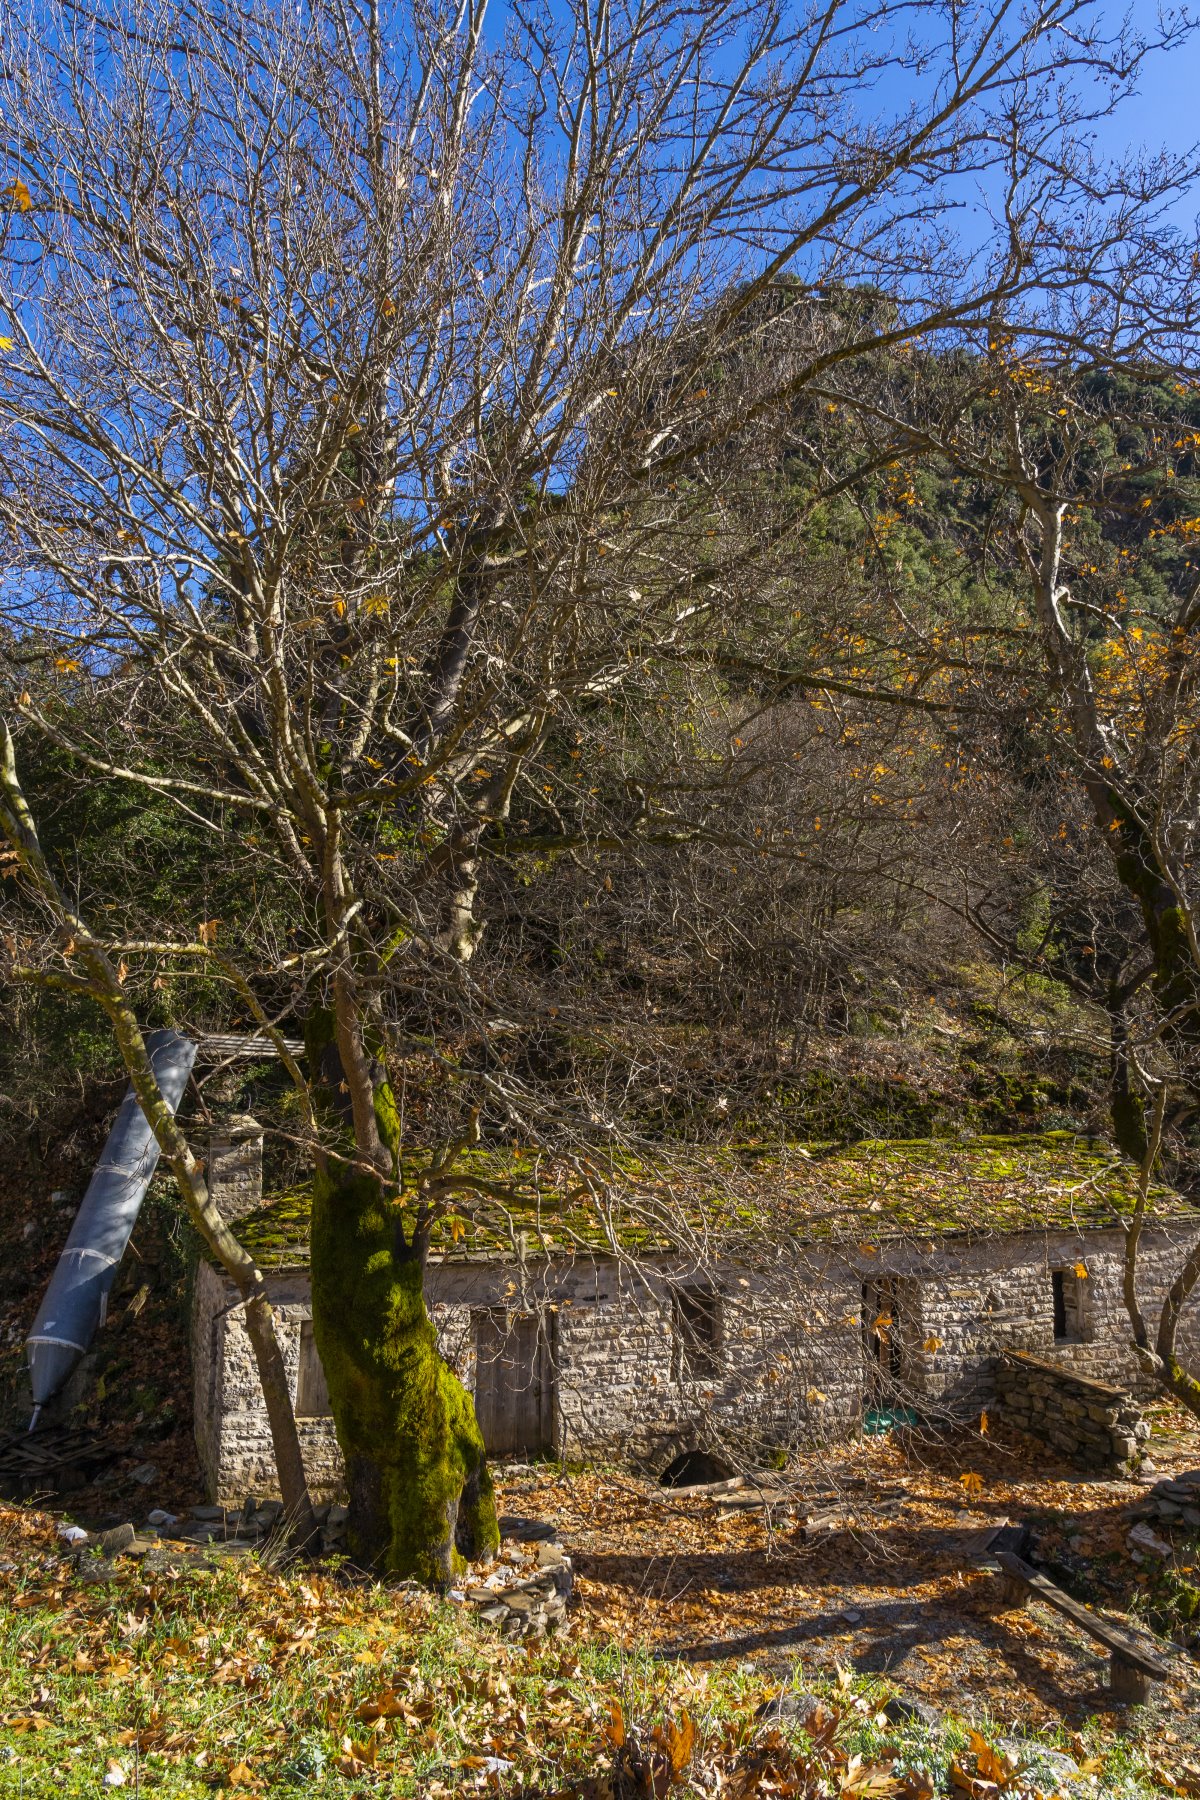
xmin=995 ymin=1349 xmax=1148 ymax=1473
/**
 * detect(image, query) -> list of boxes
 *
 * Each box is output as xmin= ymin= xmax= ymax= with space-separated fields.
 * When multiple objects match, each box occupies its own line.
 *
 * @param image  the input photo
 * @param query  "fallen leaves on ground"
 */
xmin=494 ymin=1419 xmax=1200 ymax=1750
xmin=555 ymin=1685 xmax=1069 ymax=1800
xmin=1 ymin=1414 xmax=1199 ymax=1792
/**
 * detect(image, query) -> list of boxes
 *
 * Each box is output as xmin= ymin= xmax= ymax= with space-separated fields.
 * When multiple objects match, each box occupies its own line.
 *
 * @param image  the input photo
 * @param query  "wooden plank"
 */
xmin=473 ymin=1311 xmax=553 ymax=1458
xmin=296 ymin=1320 xmax=332 ymax=1417
xmin=1110 ymin=1659 xmax=1153 ymax=1704
xmin=0 ymin=1428 xmax=103 ymax=1473
xmin=994 ymin=1551 xmax=1169 ymax=1679
xmin=669 ymin=1475 xmax=746 ymax=1499
xmin=961 ymin=1519 xmax=1031 ymax=1564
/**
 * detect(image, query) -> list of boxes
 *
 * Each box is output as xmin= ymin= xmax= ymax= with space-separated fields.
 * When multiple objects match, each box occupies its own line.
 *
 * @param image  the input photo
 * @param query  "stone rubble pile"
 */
xmin=174 ymin=1497 xmax=350 ymax=1554
xmin=59 ymin=1494 xmax=352 ymax=1575
xmin=995 ymin=1351 xmax=1148 ymax=1474
xmin=457 ymin=1518 xmax=573 ymax=1639
xmin=1125 ymin=1468 xmax=1200 ymax=1559
xmin=56 ymin=1498 xmax=574 ymax=1627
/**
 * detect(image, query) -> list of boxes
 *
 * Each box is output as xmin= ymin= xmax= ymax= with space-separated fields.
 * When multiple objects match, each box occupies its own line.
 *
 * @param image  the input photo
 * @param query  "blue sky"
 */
xmin=855 ymin=4 xmax=1200 ymax=250
xmin=1108 ymin=28 xmax=1197 ymax=167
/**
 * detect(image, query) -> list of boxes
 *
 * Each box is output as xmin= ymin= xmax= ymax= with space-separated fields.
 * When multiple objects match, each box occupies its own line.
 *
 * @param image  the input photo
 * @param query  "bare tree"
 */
xmin=811 ymin=264 xmax=1200 ymax=1411
xmin=0 ymin=0 xmax=1181 ymax=1577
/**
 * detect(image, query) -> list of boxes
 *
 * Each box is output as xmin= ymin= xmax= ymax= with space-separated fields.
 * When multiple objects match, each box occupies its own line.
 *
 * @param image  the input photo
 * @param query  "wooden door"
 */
xmin=473 ymin=1310 xmax=555 ymax=1457
xmin=296 ymin=1319 xmax=333 ymax=1417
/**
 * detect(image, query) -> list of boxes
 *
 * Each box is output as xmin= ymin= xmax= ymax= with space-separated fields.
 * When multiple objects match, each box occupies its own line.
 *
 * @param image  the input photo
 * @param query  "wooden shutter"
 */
xmin=296 ymin=1319 xmax=333 ymax=1417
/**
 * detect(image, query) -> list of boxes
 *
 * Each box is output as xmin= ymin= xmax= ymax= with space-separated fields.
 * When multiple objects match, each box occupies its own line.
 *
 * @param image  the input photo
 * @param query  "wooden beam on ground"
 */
xmin=993 ymin=1549 xmax=1169 ymax=1703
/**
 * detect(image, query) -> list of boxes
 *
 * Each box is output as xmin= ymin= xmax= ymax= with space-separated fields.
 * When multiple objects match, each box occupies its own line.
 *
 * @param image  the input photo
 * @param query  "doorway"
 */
xmin=472 ymin=1309 xmax=557 ymax=1457
xmin=862 ymin=1276 xmax=908 ymax=1397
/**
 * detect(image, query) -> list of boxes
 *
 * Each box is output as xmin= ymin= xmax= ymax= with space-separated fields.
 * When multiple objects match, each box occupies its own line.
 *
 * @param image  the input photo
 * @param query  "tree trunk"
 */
xmin=305 ymin=1013 xmax=498 ymax=1582
xmin=309 ymin=1164 xmax=498 ymax=1580
xmin=0 ymin=723 xmax=318 ymax=1548
xmin=1107 ymin=994 xmax=1149 ymax=1165
xmin=1108 ymin=806 xmax=1200 ymax=1068
xmin=243 ymin=1293 xmax=319 ymax=1540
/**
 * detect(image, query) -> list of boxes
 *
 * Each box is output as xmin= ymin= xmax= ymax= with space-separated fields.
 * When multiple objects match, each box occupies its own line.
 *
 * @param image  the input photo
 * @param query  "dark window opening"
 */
xmin=1052 ymin=1270 xmax=1067 ymax=1340
xmin=1051 ymin=1268 xmax=1089 ymax=1343
xmin=863 ymin=1277 xmax=906 ymax=1388
xmin=659 ymin=1449 xmax=734 ymax=1488
xmin=296 ymin=1318 xmax=333 ymax=1417
xmin=672 ymin=1288 xmax=722 ymax=1380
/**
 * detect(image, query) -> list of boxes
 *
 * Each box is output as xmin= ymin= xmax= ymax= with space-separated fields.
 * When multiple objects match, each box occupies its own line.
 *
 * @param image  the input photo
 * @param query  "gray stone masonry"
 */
xmin=995 ymin=1349 xmax=1149 ymax=1473
xmin=192 ymin=1260 xmax=344 ymax=1503
xmin=205 ymin=1116 xmax=264 ymax=1222
xmin=190 ymin=1157 xmax=1200 ymax=1504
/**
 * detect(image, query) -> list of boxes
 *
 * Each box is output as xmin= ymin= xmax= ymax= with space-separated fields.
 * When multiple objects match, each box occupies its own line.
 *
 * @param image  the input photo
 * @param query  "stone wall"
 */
xmin=205 ymin=1117 xmax=264 ymax=1222
xmin=868 ymin=1225 xmax=1200 ymax=1418
xmin=190 ymin=1217 xmax=1200 ymax=1504
xmin=191 ymin=1259 xmax=222 ymax=1482
xmin=193 ymin=1248 xmax=867 ymax=1502
xmin=994 ymin=1349 xmax=1148 ymax=1473
xmin=428 ymin=1250 xmax=864 ymax=1469
xmin=191 ymin=1262 xmax=343 ymax=1502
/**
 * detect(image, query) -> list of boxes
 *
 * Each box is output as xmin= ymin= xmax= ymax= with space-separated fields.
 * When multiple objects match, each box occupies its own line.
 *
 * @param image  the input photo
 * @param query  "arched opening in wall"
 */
xmin=658 ymin=1449 xmax=735 ymax=1488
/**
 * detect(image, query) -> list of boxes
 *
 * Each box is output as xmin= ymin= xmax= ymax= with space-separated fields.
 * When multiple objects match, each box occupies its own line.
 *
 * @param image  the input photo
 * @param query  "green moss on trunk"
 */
xmin=1163 ymin=1356 xmax=1200 ymax=1427
xmin=304 ymin=1008 xmax=497 ymax=1582
xmin=310 ymin=1162 xmax=498 ymax=1580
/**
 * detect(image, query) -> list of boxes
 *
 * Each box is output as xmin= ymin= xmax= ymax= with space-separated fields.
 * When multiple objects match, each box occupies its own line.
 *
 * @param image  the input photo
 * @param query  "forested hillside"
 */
xmin=3 ymin=314 xmax=1196 ymax=1172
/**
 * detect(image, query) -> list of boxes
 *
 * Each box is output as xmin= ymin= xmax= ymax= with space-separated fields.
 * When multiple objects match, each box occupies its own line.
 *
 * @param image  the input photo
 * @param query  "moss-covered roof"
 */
xmin=226 ymin=1132 xmax=1193 ymax=1272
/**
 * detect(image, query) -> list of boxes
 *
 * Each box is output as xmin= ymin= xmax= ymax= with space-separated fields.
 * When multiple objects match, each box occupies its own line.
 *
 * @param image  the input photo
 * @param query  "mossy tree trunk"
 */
xmin=305 ymin=1013 xmax=498 ymax=1582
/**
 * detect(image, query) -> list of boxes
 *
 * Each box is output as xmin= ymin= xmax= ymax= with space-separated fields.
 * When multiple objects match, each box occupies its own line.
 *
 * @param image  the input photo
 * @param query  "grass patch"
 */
xmin=0 ymin=1506 xmax=1182 ymax=1798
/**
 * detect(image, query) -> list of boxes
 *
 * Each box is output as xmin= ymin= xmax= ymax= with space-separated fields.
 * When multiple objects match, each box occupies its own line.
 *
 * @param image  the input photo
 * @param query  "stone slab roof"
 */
xmin=224 ymin=1132 xmax=1194 ymax=1273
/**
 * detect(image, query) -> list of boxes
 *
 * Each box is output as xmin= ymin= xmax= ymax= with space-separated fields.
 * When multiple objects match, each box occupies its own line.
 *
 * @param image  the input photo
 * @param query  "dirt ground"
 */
xmin=489 ymin=1416 xmax=1200 ymax=1750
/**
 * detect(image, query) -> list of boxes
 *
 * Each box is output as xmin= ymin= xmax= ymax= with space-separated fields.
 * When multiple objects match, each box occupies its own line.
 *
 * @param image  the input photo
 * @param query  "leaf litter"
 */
xmin=0 ymin=1419 xmax=1198 ymax=1795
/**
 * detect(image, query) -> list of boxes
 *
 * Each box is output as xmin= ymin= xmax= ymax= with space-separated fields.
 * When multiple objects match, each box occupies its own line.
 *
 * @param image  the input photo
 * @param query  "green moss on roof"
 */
xmin=224 ymin=1132 xmax=1191 ymax=1272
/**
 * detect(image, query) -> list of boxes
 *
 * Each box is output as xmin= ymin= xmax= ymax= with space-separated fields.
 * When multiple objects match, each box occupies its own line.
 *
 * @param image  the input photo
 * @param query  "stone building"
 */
xmin=189 ymin=1129 xmax=1200 ymax=1502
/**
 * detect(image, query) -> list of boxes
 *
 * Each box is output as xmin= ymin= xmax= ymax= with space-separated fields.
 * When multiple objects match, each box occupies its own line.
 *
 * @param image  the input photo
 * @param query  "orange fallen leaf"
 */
xmin=603 ymin=1699 xmax=626 ymax=1749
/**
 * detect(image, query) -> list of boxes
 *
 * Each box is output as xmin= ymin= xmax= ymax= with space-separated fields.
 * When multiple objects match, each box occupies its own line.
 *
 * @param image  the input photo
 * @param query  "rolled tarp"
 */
xmin=26 ymin=1028 xmax=197 ymax=1410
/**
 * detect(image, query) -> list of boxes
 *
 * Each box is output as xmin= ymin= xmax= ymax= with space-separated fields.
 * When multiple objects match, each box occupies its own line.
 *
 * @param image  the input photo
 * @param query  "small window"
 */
xmin=1051 ymin=1268 xmax=1090 ymax=1343
xmin=672 ymin=1288 xmax=722 ymax=1380
xmin=296 ymin=1319 xmax=333 ymax=1417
